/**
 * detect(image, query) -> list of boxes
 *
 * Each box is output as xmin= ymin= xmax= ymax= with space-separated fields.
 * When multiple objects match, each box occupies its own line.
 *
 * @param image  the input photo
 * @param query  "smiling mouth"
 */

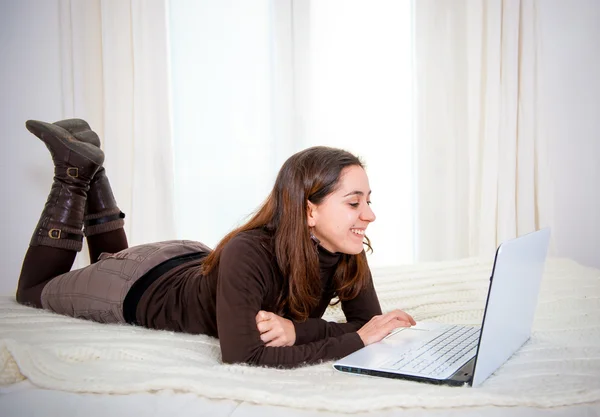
xmin=351 ymin=228 xmax=365 ymax=236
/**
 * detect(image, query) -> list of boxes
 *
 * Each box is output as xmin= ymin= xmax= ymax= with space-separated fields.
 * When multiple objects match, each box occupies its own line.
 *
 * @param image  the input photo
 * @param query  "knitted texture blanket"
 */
xmin=1 ymin=258 xmax=599 ymax=413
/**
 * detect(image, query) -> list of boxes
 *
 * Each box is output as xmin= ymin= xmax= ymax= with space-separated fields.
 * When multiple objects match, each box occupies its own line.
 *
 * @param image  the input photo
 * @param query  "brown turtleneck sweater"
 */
xmin=136 ymin=228 xmax=382 ymax=368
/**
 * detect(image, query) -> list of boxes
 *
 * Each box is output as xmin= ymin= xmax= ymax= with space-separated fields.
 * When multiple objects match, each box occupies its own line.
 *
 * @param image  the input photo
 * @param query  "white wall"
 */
xmin=538 ymin=0 xmax=600 ymax=269
xmin=0 ymin=0 xmax=598 ymax=296
xmin=0 ymin=0 xmax=65 ymax=295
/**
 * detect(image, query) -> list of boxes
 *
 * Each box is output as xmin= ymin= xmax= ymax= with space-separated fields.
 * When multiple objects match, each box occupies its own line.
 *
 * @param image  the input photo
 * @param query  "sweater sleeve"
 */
xmin=216 ymin=235 xmax=365 ymax=368
xmin=293 ymin=268 xmax=382 ymax=345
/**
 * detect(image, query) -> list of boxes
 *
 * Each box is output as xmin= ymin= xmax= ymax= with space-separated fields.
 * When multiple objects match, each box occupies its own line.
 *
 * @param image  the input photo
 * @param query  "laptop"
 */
xmin=333 ymin=228 xmax=551 ymax=387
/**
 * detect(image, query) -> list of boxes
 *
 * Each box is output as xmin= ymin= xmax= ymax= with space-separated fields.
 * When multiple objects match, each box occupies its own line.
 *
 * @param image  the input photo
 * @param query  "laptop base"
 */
xmin=333 ymin=356 xmax=475 ymax=387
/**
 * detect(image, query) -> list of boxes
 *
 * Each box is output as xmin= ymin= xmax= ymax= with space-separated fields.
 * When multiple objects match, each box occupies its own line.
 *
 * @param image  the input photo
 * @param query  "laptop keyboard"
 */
xmin=381 ymin=325 xmax=480 ymax=378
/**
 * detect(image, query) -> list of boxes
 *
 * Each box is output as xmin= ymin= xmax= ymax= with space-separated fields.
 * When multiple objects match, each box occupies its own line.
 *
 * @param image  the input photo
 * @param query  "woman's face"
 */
xmin=307 ymin=165 xmax=376 ymax=254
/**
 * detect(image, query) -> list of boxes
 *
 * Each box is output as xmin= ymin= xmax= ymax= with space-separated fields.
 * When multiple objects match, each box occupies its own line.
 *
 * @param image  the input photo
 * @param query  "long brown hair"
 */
xmin=201 ymin=146 xmax=373 ymax=321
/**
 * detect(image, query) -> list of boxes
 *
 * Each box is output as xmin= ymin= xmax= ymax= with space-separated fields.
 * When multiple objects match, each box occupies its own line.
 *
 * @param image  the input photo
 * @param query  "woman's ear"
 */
xmin=306 ymin=201 xmax=317 ymax=227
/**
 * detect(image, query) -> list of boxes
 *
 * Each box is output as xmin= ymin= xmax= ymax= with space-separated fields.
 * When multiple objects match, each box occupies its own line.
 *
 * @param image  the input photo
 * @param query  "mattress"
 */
xmin=1 ymin=258 xmax=599 ymax=416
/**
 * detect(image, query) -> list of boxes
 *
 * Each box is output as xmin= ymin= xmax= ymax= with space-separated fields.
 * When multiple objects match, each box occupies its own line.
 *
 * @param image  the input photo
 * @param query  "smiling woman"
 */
xmin=15 ymin=121 xmax=415 ymax=368
xmin=307 ymin=165 xmax=376 ymax=255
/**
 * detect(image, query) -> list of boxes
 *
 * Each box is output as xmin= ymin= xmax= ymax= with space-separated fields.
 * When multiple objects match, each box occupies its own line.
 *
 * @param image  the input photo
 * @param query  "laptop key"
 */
xmin=381 ymin=325 xmax=481 ymax=378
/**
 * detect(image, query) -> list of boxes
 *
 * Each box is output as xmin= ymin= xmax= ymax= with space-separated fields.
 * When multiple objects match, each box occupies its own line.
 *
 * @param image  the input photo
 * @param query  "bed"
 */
xmin=1 ymin=257 xmax=599 ymax=417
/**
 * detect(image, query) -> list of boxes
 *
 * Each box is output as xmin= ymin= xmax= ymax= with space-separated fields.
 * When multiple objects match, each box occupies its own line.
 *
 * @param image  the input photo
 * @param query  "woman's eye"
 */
xmin=349 ymin=203 xmax=359 ymax=208
xmin=367 ymin=201 xmax=372 ymax=205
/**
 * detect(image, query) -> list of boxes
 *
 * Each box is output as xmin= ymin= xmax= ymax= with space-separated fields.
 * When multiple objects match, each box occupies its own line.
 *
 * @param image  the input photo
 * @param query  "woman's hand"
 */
xmin=356 ymin=309 xmax=416 ymax=346
xmin=255 ymin=310 xmax=296 ymax=347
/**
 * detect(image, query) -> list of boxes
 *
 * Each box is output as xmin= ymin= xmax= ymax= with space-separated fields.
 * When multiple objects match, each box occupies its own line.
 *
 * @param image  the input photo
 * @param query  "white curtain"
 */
xmin=169 ymin=0 xmax=281 ymax=248
xmin=413 ymin=0 xmax=554 ymax=262
xmin=169 ymin=0 xmax=415 ymax=267
xmin=296 ymin=0 xmax=415 ymax=267
xmin=57 ymin=0 xmax=555 ymax=268
xmin=58 ymin=0 xmax=175 ymax=266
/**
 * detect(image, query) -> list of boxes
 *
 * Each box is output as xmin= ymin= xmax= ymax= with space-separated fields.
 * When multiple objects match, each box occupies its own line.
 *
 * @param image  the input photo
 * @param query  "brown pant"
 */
xmin=41 ymin=240 xmax=210 ymax=323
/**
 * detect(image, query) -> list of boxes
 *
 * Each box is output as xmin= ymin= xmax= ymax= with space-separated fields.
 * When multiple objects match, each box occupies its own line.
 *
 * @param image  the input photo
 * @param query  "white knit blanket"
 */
xmin=1 ymin=258 xmax=599 ymax=413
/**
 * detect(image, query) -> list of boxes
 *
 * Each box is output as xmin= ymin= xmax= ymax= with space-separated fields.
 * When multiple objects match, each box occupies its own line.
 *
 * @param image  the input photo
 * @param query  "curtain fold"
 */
xmin=102 ymin=0 xmax=176 ymax=246
xmin=58 ymin=0 xmax=175 ymax=269
xmin=414 ymin=0 xmax=553 ymax=261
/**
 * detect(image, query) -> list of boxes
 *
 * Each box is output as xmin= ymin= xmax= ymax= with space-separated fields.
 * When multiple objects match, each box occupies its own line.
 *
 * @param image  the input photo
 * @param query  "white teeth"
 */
xmin=351 ymin=229 xmax=365 ymax=235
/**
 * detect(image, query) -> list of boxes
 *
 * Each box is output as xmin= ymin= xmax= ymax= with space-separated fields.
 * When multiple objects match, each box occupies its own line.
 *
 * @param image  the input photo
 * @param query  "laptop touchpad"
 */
xmin=381 ymin=323 xmax=443 ymax=348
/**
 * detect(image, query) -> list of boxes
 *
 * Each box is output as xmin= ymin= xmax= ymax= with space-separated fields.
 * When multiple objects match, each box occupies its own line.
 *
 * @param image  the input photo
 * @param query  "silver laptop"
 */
xmin=334 ymin=228 xmax=551 ymax=387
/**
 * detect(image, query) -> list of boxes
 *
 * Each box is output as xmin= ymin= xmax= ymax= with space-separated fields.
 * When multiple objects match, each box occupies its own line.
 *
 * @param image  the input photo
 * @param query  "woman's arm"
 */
xmin=292 ymin=269 xmax=383 ymax=345
xmin=216 ymin=234 xmax=365 ymax=367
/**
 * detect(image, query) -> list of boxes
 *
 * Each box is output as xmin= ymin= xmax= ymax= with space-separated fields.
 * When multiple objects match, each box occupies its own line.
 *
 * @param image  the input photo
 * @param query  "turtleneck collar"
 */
xmin=317 ymin=244 xmax=342 ymax=269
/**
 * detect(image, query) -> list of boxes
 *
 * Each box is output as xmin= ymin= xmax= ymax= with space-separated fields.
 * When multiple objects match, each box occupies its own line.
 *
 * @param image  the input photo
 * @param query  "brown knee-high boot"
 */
xmin=52 ymin=119 xmax=128 ymax=262
xmin=17 ymin=120 xmax=104 ymax=307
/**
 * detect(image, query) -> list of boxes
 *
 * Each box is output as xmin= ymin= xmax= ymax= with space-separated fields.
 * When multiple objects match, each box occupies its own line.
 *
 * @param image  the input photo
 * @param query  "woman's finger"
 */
xmin=386 ymin=318 xmax=412 ymax=333
xmin=265 ymin=337 xmax=285 ymax=347
xmin=256 ymin=320 xmax=273 ymax=334
xmin=396 ymin=310 xmax=416 ymax=325
xmin=394 ymin=310 xmax=416 ymax=325
xmin=383 ymin=310 xmax=415 ymax=326
xmin=260 ymin=329 xmax=279 ymax=344
xmin=393 ymin=318 xmax=413 ymax=329
xmin=255 ymin=310 xmax=271 ymax=323
xmin=376 ymin=311 xmax=401 ymax=326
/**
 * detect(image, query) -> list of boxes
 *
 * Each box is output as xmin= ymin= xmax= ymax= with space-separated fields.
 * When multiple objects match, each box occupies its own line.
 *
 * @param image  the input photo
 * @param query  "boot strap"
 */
xmin=47 ymin=228 xmax=84 ymax=242
xmin=85 ymin=211 xmax=125 ymax=226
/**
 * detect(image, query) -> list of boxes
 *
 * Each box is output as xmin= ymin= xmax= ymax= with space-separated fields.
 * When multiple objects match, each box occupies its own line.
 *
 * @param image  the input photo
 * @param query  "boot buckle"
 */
xmin=67 ymin=167 xmax=79 ymax=178
xmin=48 ymin=229 xmax=62 ymax=239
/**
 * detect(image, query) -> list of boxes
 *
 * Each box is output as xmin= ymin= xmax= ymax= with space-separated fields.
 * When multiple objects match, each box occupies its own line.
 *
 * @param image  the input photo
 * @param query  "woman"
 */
xmin=16 ymin=119 xmax=415 ymax=368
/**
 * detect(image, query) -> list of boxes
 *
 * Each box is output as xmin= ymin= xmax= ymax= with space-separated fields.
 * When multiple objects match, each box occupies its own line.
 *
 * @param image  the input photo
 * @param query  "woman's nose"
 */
xmin=361 ymin=205 xmax=376 ymax=222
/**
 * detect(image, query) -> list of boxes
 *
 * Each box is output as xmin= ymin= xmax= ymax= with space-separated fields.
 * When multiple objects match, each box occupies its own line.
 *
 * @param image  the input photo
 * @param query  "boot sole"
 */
xmin=26 ymin=120 xmax=105 ymax=166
